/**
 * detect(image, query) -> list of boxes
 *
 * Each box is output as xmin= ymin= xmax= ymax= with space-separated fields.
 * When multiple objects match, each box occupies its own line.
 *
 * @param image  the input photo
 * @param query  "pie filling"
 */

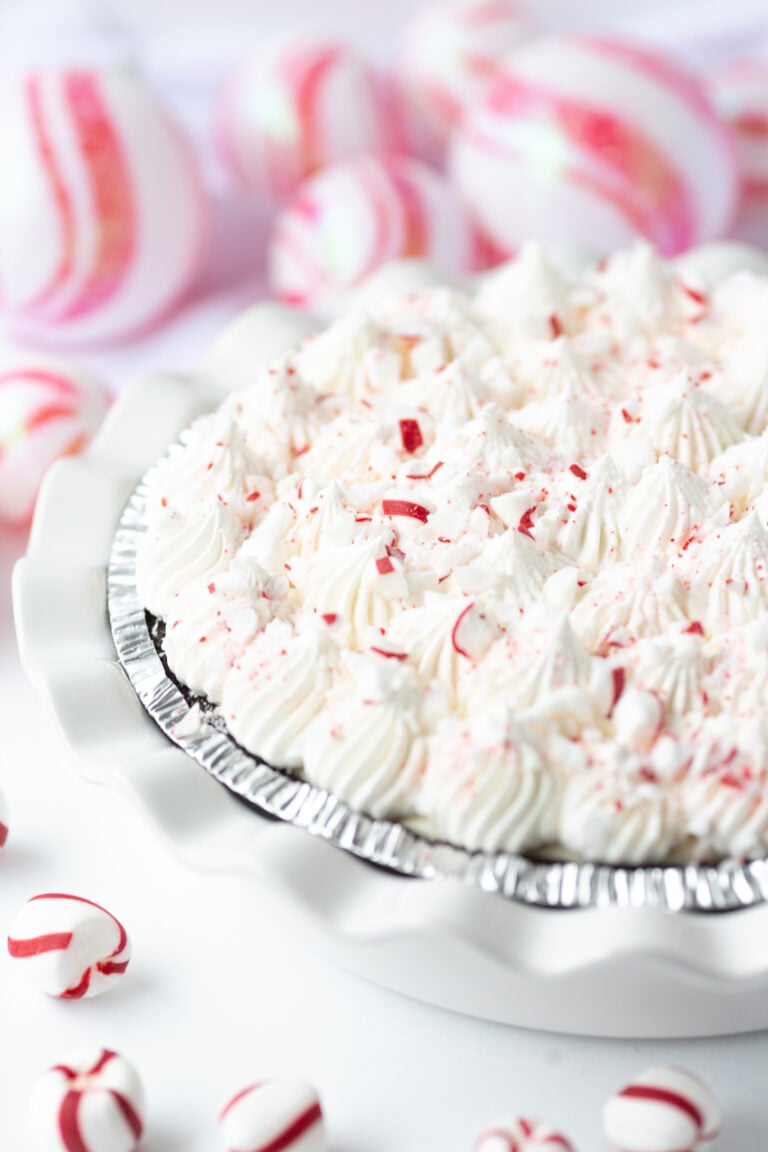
xmin=136 ymin=245 xmax=768 ymax=866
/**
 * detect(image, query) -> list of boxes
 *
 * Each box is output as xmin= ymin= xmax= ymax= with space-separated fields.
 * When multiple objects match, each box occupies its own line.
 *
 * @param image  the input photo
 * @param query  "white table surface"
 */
xmin=3 ymin=1 xmax=768 ymax=1147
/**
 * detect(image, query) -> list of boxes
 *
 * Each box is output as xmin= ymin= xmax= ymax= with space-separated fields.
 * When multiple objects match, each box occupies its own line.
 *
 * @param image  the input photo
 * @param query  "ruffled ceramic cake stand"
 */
xmin=14 ymin=249 xmax=768 ymax=1039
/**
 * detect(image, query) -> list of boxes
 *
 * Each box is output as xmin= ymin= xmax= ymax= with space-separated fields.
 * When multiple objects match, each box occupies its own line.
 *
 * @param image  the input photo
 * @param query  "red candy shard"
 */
xmin=376 ymin=556 xmax=395 ymax=575
xmin=321 ymin=613 xmax=337 ymax=625
xmin=370 ymin=646 xmax=408 ymax=661
xmin=399 ymin=418 xmax=423 ymax=454
xmin=382 ymin=499 xmax=430 ymax=522
xmin=549 ymin=313 xmax=563 ymax=338
xmin=517 ymin=506 xmax=537 ymax=539
xmin=684 ymin=620 xmax=705 ymax=635
xmin=569 ymin=463 xmax=587 ymax=480
xmin=609 ymin=667 xmax=626 ymax=715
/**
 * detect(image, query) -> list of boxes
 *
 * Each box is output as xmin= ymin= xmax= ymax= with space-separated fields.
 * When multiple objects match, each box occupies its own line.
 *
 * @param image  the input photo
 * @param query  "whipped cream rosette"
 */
xmin=130 ymin=243 xmax=768 ymax=867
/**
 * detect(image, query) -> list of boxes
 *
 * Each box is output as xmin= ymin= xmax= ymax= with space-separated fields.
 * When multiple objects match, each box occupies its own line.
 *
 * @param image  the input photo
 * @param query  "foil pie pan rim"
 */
xmin=107 ymin=478 xmax=768 ymax=915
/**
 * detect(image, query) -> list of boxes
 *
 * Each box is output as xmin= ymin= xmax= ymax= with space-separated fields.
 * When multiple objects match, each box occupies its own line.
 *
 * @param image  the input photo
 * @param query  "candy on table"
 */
xmin=31 ymin=1048 xmax=144 ymax=1152
xmin=473 ymin=1118 xmax=577 ymax=1151
xmin=399 ymin=0 xmax=531 ymax=163
xmin=0 ymin=788 xmax=8 ymax=848
xmin=215 ymin=36 xmax=403 ymax=203
xmin=219 ymin=1077 xmax=326 ymax=1152
xmin=0 ymin=358 xmax=108 ymax=526
xmin=711 ymin=61 xmax=768 ymax=246
xmin=8 ymin=892 xmax=131 ymax=999
xmin=269 ymin=152 xmax=475 ymax=311
xmin=449 ymin=36 xmax=739 ymax=260
xmin=0 ymin=64 xmax=207 ymax=346
xmin=603 ymin=1065 xmax=721 ymax=1152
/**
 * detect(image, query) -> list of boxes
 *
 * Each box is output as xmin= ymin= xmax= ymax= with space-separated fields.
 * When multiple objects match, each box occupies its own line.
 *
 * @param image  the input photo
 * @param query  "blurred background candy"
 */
xmin=0 ymin=63 xmax=208 ymax=347
xmin=215 ymin=37 xmax=403 ymax=204
xmin=0 ymin=357 xmax=108 ymax=525
xmin=269 ymin=153 xmax=475 ymax=310
xmin=398 ymin=0 xmax=531 ymax=164
xmin=712 ymin=60 xmax=768 ymax=246
xmin=450 ymin=35 xmax=740 ymax=259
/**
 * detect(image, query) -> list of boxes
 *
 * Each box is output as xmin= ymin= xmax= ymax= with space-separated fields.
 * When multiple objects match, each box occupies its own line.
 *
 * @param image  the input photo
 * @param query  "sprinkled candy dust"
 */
xmin=132 ymin=243 xmax=768 ymax=868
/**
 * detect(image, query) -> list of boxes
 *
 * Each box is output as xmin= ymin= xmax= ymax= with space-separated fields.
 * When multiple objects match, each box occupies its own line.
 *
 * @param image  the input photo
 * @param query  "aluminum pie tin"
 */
xmin=108 ymin=477 xmax=768 ymax=914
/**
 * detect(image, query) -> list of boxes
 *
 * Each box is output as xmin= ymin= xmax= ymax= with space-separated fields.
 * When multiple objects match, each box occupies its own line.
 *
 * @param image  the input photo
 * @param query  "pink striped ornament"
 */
xmin=474 ymin=1118 xmax=577 ymax=1152
xmin=603 ymin=1065 xmax=721 ymax=1152
xmin=216 ymin=37 xmax=403 ymax=203
xmin=712 ymin=61 xmax=768 ymax=246
xmin=0 ymin=65 xmax=207 ymax=346
xmin=0 ymin=359 xmax=108 ymax=525
xmin=399 ymin=0 xmax=531 ymax=163
xmin=219 ymin=1077 xmax=326 ymax=1152
xmin=269 ymin=153 xmax=475 ymax=311
xmin=8 ymin=892 xmax=131 ymax=999
xmin=31 ymin=1048 xmax=144 ymax=1152
xmin=449 ymin=36 xmax=738 ymax=259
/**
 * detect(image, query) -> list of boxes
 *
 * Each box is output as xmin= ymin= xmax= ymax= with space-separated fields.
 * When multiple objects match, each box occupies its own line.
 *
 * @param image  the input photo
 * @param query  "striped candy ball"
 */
xmin=603 ymin=1065 xmax=721 ymax=1152
xmin=0 ymin=359 xmax=108 ymax=526
xmin=450 ymin=36 xmax=739 ymax=259
xmin=399 ymin=0 xmax=531 ymax=162
xmin=0 ymin=65 xmax=207 ymax=346
xmin=712 ymin=61 xmax=768 ymax=246
xmin=474 ymin=1118 xmax=577 ymax=1151
xmin=216 ymin=37 xmax=402 ymax=203
xmin=220 ymin=1078 xmax=326 ymax=1152
xmin=0 ymin=788 xmax=8 ymax=850
xmin=8 ymin=892 xmax=131 ymax=999
xmin=31 ymin=1048 xmax=144 ymax=1152
xmin=269 ymin=153 xmax=475 ymax=311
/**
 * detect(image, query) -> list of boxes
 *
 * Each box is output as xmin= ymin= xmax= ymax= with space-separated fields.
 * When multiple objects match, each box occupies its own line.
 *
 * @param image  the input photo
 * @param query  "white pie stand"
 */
xmin=14 ymin=247 xmax=768 ymax=1039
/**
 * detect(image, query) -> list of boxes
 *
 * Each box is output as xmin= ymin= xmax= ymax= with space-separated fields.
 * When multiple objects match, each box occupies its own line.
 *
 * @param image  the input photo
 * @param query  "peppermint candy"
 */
xmin=0 ymin=65 xmax=207 ymax=346
xmin=220 ymin=1077 xmax=326 ymax=1152
xmin=603 ymin=1065 xmax=721 ymax=1151
xmin=31 ymin=1048 xmax=144 ymax=1152
xmin=474 ymin=1117 xmax=577 ymax=1151
xmin=215 ymin=37 xmax=402 ymax=203
xmin=450 ymin=36 xmax=738 ymax=259
xmin=399 ymin=0 xmax=530 ymax=161
xmin=269 ymin=153 xmax=474 ymax=311
xmin=8 ymin=892 xmax=131 ymax=999
xmin=0 ymin=359 xmax=108 ymax=525
xmin=0 ymin=788 xmax=8 ymax=849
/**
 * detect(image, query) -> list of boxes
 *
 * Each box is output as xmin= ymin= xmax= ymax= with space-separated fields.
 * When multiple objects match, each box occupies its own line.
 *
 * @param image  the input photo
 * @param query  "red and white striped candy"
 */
xmin=31 ymin=1048 xmax=144 ymax=1152
xmin=399 ymin=0 xmax=531 ymax=162
xmin=216 ymin=36 xmax=402 ymax=203
xmin=8 ymin=892 xmax=131 ymax=999
xmin=0 ymin=788 xmax=8 ymax=850
xmin=712 ymin=61 xmax=768 ymax=246
xmin=269 ymin=153 xmax=475 ymax=311
xmin=219 ymin=1078 xmax=326 ymax=1152
xmin=0 ymin=65 xmax=207 ymax=346
xmin=450 ymin=36 xmax=738 ymax=260
xmin=474 ymin=1118 xmax=577 ymax=1151
xmin=603 ymin=1065 xmax=721 ymax=1152
xmin=0 ymin=358 xmax=108 ymax=525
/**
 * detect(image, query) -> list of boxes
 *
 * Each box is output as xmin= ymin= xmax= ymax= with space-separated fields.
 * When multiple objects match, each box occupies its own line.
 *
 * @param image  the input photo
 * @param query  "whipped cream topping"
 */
xmin=138 ymin=243 xmax=768 ymax=865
